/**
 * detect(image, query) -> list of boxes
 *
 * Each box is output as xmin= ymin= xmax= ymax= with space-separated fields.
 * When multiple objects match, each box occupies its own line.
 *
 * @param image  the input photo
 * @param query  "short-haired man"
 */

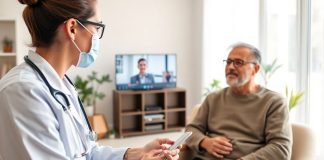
xmin=185 ymin=43 xmax=292 ymax=160
xmin=130 ymin=58 xmax=155 ymax=84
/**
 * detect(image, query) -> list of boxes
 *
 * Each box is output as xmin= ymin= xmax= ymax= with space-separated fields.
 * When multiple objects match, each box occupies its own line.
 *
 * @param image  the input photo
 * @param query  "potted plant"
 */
xmin=108 ymin=129 xmax=116 ymax=139
xmin=203 ymin=79 xmax=222 ymax=97
xmin=74 ymin=71 xmax=112 ymax=116
xmin=261 ymin=58 xmax=282 ymax=87
xmin=285 ymin=85 xmax=304 ymax=111
xmin=2 ymin=36 xmax=13 ymax=53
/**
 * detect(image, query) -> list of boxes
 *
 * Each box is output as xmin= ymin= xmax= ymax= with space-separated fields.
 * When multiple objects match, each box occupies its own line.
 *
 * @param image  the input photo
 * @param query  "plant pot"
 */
xmin=88 ymin=114 xmax=108 ymax=139
xmin=84 ymin=105 xmax=94 ymax=116
xmin=3 ymin=45 xmax=13 ymax=53
xmin=108 ymin=134 xmax=116 ymax=139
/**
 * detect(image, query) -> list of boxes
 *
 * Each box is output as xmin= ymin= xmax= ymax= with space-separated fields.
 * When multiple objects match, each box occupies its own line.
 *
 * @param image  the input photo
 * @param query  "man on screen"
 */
xmin=130 ymin=58 xmax=155 ymax=84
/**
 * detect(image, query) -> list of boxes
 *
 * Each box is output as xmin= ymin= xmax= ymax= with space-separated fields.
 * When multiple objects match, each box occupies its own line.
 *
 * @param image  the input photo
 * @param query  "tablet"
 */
xmin=168 ymin=132 xmax=192 ymax=150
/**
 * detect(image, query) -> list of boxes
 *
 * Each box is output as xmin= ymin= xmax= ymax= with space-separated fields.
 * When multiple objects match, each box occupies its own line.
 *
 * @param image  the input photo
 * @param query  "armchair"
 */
xmin=180 ymin=105 xmax=316 ymax=160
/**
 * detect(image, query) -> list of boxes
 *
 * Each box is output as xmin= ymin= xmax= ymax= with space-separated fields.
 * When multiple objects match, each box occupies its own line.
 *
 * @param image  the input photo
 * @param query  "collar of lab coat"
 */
xmin=28 ymin=50 xmax=72 ymax=96
xmin=28 ymin=51 xmax=86 ymax=129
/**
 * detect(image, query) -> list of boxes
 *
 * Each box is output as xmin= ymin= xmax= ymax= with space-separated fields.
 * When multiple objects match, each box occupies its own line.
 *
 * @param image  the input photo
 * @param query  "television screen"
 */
xmin=115 ymin=54 xmax=177 ymax=90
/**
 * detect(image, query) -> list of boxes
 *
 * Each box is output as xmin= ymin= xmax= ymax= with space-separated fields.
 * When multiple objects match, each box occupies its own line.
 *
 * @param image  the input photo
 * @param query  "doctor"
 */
xmin=0 ymin=0 xmax=180 ymax=159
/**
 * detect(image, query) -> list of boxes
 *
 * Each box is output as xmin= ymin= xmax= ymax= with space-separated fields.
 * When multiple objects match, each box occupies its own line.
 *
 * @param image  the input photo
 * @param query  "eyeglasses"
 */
xmin=223 ymin=59 xmax=257 ymax=68
xmin=77 ymin=19 xmax=106 ymax=39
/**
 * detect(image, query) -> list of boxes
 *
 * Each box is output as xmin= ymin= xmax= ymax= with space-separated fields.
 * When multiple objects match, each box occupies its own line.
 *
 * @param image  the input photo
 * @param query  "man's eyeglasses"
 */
xmin=77 ymin=19 xmax=106 ymax=39
xmin=223 ymin=59 xmax=257 ymax=68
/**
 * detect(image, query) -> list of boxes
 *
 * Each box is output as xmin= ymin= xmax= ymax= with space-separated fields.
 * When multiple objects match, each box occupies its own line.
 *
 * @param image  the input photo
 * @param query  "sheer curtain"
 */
xmin=263 ymin=0 xmax=324 ymax=158
xmin=310 ymin=0 xmax=324 ymax=158
xmin=202 ymin=0 xmax=259 ymax=90
xmin=203 ymin=0 xmax=323 ymax=158
xmin=259 ymin=0 xmax=298 ymax=93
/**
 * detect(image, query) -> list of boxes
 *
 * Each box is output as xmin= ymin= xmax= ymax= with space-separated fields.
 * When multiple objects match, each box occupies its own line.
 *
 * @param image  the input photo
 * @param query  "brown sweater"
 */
xmin=185 ymin=87 xmax=292 ymax=160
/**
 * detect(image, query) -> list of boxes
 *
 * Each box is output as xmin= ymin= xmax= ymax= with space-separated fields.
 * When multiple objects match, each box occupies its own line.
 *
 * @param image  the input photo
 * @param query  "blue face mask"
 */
xmin=72 ymin=21 xmax=100 ymax=68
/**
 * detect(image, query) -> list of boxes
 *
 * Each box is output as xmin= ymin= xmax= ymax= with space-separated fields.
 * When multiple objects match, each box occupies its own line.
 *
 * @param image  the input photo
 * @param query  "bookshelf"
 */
xmin=113 ymin=88 xmax=186 ymax=137
xmin=0 ymin=18 xmax=17 ymax=78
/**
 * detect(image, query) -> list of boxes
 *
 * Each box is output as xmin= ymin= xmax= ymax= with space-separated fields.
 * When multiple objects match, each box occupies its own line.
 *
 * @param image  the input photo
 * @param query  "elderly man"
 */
xmin=185 ymin=43 xmax=292 ymax=160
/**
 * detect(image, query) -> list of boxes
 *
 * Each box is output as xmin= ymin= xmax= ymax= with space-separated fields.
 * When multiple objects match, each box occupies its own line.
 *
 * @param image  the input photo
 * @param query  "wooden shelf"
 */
xmin=0 ymin=53 xmax=16 ymax=56
xmin=145 ymin=110 xmax=165 ymax=114
xmin=113 ymin=88 xmax=186 ymax=137
xmin=121 ymin=111 xmax=142 ymax=116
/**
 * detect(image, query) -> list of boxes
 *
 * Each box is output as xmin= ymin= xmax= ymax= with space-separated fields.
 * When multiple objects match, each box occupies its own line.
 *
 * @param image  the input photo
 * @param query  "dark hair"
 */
xmin=229 ymin=42 xmax=262 ymax=64
xmin=18 ymin=0 xmax=96 ymax=47
xmin=138 ymin=58 xmax=146 ymax=64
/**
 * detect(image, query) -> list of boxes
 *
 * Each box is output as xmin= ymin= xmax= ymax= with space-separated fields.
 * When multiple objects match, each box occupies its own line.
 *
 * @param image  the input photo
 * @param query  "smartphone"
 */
xmin=168 ymin=132 xmax=192 ymax=150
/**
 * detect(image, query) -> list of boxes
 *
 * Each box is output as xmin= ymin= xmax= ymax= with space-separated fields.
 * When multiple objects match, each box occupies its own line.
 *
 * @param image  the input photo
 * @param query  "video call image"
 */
xmin=115 ymin=54 xmax=177 ymax=90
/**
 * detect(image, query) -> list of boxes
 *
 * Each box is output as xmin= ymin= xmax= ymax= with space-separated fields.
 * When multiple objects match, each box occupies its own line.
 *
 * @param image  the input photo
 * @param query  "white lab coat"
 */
xmin=0 ymin=50 xmax=127 ymax=160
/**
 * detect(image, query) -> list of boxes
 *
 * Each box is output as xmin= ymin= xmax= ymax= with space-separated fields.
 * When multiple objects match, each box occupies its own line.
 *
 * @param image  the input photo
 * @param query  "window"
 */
xmin=203 ymin=0 xmax=259 ymax=88
xmin=260 ymin=0 xmax=298 ymax=93
xmin=310 ymin=0 xmax=324 ymax=157
xmin=204 ymin=0 xmax=324 ymax=158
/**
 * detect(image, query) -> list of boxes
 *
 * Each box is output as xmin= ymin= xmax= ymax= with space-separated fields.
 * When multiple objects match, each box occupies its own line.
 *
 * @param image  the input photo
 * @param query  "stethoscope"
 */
xmin=24 ymin=55 xmax=97 ymax=158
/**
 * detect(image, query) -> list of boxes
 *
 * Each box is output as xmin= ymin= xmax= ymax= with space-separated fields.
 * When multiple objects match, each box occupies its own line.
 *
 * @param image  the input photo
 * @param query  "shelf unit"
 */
xmin=113 ymin=88 xmax=186 ymax=137
xmin=0 ymin=18 xmax=17 ymax=79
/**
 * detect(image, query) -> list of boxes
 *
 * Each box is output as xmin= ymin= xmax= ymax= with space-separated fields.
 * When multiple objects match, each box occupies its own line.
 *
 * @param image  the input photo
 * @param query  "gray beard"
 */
xmin=226 ymin=75 xmax=251 ymax=87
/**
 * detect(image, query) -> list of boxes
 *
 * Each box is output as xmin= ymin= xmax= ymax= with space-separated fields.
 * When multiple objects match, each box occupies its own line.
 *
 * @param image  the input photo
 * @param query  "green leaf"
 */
xmin=285 ymin=85 xmax=288 ymax=97
xmin=261 ymin=58 xmax=282 ymax=87
xmin=286 ymin=87 xmax=304 ymax=111
xmin=96 ymin=92 xmax=105 ymax=99
xmin=203 ymin=79 xmax=222 ymax=97
xmin=74 ymin=71 xmax=112 ymax=106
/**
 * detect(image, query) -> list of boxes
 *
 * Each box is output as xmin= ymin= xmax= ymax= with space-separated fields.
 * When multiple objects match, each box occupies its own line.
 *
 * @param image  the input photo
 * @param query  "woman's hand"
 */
xmin=143 ymin=138 xmax=173 ymax=151
xmin=142 ymin=138 xmax=180 ymax=160
xmin=141 ymin=149 xmax=179 ymax=160
xmin=123 ymin=138 xmax=180 ymax=160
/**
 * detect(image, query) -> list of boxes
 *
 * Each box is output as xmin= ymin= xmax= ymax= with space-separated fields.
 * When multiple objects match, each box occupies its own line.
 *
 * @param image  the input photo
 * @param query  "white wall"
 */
xmin=0 ymin=0 xmax=203 ymax=128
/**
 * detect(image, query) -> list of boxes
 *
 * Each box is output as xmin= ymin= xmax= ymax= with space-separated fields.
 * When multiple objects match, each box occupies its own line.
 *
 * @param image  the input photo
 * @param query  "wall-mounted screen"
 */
xmin=115 ymin=54 xmax=177 ymax=90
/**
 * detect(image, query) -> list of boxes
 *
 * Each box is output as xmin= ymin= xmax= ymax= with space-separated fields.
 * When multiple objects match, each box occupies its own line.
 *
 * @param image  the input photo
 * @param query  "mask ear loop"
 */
xmin=70 ymin=32 xmax=83 ymax=66
xmin=66 ymin=19 xmax=84 ymax=66
xmin=76 ymin=19 xmax=100 ymax=40
xmin=72 ymin=19 xmax=98 ymax=67
xmin=63 ymin=19 xmax=83 ymax=53
xmin=71 ymin=40 xmax=82 ymax=53
xmin=73 ymin=19 xmax=97 ymax=51
xmin=76 ymin=19 xmax=94 ymax=35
